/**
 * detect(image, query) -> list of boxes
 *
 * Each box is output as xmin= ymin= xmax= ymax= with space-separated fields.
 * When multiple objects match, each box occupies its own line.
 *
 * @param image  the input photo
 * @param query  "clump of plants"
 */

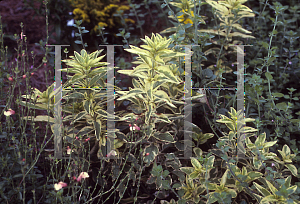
xmin=69 ymin=0 xmax=134 ymax=35
xmin=1 ymin=0 xmax=300 ymax=203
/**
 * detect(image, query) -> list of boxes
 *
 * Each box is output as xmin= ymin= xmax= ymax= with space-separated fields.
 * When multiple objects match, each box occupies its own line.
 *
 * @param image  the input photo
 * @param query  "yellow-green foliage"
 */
xmin=69 ymin=0 xmax=135 ymax=34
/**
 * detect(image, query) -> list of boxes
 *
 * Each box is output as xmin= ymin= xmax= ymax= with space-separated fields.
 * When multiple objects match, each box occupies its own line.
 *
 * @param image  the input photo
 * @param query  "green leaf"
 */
xmin=285 ymin=164 xmax=298 ymax=177
xmin=153 ymin=132 xmax=175 ymax=143
xmin=21 ymin=115 xmax=55 ymax=123
xmin=172 ymin=183 xmax=182 ymax=189
xmin=272 ymin=93 xmax=284 ymax=97
xmin=77 ymin=126 xmax=94 ymax=136
xmin=191 ymin=157 xmax=202 ymax=170
xmin=156 ymin=65 xmax=180 ymax=84
xmin=189 ymin=171 xmax=200 ymax=179
xmin=265 ymin=72 xmax=273 ymax=80
xmin=145 ymin=104 xmax=153 ymax=125
xmin=153 ymin=88 xmax=169 ymax=99
xmin=247 ymin=171 xmax=263 ymax=181
xmin=253 ymin=182 xmax=271 ymax=197
xmin=260 ymin=195 xmax=278 ymax=203
xmin=117 ymin=88 xmax=145 ymax=101
xmin=83 ymin=100 xmax=91 ymax=114
xmin=89 ymin=73 xmax=106 ymax=87
xmin=153 ymin=113 xmax=172 ymax=123
xmin=198 ymin=133 xmax=214 ymax=144
xmin=67 ymin=73 xmax=86 ymax=86
xmin=93 ymin=119 xmax=101 ymax=140
xmin=283 ymin=144 xmax=291 ymax=156
xmin=220 ymin=169 xmax=230 ymax=187
xmin=264 ymin=141 xmax=277 ymax=148
xmin=71 ymin=111 xmax=87 ymax=124
xmin=265 ymin=180 xmax=277 ymax=195
xmin=144 ymin=144 xmax=159 ymax=167
xmin=206 ymin=155 xmax=215 ymax=169
xmin=276 ymin=102 xmax=287 ymax=110
xmin=228 ymin=31 xmax=256 ymax=39
xmin=193 ymin=147 xmax=203 ymax=158
xmin=117 ymin=70 xmax=134 ymax=76
xmin=18 ymin=101 xmax=49 ymax=111
xmin=125 ymin=46 xmax=150 ymax=56
xmin=179 ymin=167 xmax=194 ymax=175
xmin=96 ymin=109 xmax=108 ymax=119
xmin=114 ymin=138 xmax=124 ymax=149
xmin=89 ymin=67 xmax=107 ymax=76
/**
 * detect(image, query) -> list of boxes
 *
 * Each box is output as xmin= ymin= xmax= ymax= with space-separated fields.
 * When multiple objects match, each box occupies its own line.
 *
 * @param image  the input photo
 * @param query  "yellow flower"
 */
xmin=177 ymin=9 xmax=194 ymax=25
xmin=73 ymin=8 xmax=90 ymax=23
xmin=184 ymin=18 xmax=193 ymax=24
xmin=117 ymin=5 xmax=130 ymax=11
xmin=125 ymin=18 xmax=135 ymax=24
xmin=98 ymin=22 xmax=108 ymax=27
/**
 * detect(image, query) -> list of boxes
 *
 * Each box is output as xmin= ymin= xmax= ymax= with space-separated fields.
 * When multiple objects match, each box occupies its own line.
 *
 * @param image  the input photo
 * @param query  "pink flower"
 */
xmin=54 ymin=182 xmax=67 ymax=190
xmin=85 ymin=138 xmax=90 ymax=142
xmin=22 ymin=158 xmax=25 ymax=162
xmin=20 ymin=32 xmax=25 ymax=40
xmin=67 ymin=146 xmax=74 ymax=154
xmin=129 ymin=124 xmax=140 ymax=131
xmin=271 ymin=163 xmax=275 ymax=167
xmin=135 ymin=125 xmax=140 ymax=130
xmin=22 ymin=75 xmax=26 ymax=79
xmin=107 ymin=150 xmax=117 ymax=157
xmin=145 ymin=153 xmax=149 ymax=156
xmin=31 ymin=72 xmax=34 ymax=76
xmin=8 ymin=77 xmax=13 ymax=81
xmin=4 ymin=109 xmax=15 ymax=116
xmin=76 ymin=172 xmax=89 ymax=182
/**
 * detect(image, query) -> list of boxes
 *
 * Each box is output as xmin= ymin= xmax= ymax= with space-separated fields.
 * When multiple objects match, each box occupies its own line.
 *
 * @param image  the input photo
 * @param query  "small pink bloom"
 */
xmin=145 ymin=153 xmax=149 ymax=156
xmin=129 ymin=124 xmax=140 ymax=131
xmin=8 ymin=77 xmax=13 ymax=81
xmin=75 ymin=136 xmax=79 ymax=140
xmin=22 ymin=75 xmax=26 ymax=79
xmin=107 ymin=150 xmax=117 ymax=157
xmin=54 ymin=182 xmax=67 ymax=190
xmin=22 ymin=158 xmax=25 ymax=162
xmin=20 ymin=32 xmax=25 ymax=40
xmin=31 ymin=72 xmax=34 ymax=76
xmin=73 ymin=176 xmax=77 ymax=181
xmin=271 ymin=163 xmax=275 ymax=167
xmin=4 ymin=109 xmax=15 ymax=116
xmin=134 ymin=125 xmax=140 ymax=131
xmin=76 ymin=172 xmax=89 ymax=182
xmin=67 ymin=146 xmax=72 ymax=154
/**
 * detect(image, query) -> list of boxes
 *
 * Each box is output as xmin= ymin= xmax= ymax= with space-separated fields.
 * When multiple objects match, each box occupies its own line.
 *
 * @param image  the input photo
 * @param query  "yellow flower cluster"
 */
xmin=177 ymin=9 xmax=194 ymax=25
xmin=73 ymin=8 xmax=90 ymax=23
xmin=68 ymin=0 xmax=134 ymax=34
